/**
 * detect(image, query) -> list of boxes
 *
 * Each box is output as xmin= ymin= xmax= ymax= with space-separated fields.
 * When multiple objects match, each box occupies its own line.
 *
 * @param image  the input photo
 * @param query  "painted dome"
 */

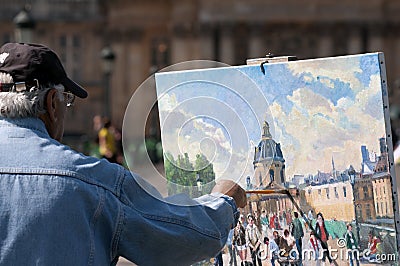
xmin=253 ymin=121 xmax=284 ymax=164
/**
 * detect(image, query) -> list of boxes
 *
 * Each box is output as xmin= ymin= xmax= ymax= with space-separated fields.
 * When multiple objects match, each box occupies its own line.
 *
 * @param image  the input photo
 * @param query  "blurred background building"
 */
xmin=1 ymin=0 xmax=400 ymax=151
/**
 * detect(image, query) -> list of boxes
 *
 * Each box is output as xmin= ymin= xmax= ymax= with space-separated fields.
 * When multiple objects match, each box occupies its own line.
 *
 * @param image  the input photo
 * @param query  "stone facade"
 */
xmin=372 ymin=174 xmax=394 ymax=218
xmin=304 ymin=181 xmax=355 ymax=221
xmin=354 ymin=175 xmax=377 ymax=222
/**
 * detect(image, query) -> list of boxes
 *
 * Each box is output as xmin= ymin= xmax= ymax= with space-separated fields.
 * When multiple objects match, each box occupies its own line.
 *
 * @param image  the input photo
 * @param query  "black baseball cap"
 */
xmin=0 ymin=42 xmax=87 ymax=98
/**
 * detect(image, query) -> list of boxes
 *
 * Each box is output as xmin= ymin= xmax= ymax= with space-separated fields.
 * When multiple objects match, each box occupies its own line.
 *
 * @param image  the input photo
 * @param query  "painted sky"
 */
xmin=155 ymin=53 xmax=388 ymax=186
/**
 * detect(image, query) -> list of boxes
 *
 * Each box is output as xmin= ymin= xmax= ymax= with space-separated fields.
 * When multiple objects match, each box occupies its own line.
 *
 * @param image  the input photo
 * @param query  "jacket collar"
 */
xmin=0 ymin=117 xmax=49 ymax=135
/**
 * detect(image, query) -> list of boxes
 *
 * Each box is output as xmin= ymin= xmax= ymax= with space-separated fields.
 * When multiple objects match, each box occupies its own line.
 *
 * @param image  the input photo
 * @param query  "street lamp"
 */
xmin=100 ymin=46 xmax=115 ymax=119
xmin=348 ymin=165 xmax=361 ymax=243
xmin=13 ymin=5 xmax=35 ymax=43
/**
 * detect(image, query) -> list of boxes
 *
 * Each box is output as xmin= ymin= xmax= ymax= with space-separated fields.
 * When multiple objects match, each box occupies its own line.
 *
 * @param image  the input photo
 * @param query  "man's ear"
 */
xmin=45 ymin=89 xmax=60 ymax=122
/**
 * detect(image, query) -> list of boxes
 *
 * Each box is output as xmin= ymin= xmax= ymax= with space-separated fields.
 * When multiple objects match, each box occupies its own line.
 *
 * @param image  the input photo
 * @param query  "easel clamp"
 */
xmin=246 ymin=54 xmax=297 ymax=74
xmin=246 ymin=55 xmax=297 ymax=65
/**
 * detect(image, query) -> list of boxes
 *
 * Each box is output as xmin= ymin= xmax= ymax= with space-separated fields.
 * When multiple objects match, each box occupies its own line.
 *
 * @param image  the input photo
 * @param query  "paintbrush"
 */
xmin=246 ymin=189 xmax=289 ymax=195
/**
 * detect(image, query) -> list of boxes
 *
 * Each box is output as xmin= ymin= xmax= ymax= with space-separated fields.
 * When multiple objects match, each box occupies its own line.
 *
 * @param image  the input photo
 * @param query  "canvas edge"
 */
xmin=379 ymin=52 xmax=400 ymax=253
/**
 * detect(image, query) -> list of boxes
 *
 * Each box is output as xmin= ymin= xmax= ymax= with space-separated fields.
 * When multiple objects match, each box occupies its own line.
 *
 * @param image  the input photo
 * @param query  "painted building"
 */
xmin=304 ymin=181 xmax=355 ymax=221
xmin=372 ymin=138 xmax=394 ymax=219
xmin=354 ymin=174 xmax=376 ymax=222
xmin=303 ymin=137 xmax=394 ymax=223
xmin=253 ymin=121 xmax=285 ymax=187
xmin=247 ymin=120 xmax=296 ymax=220
xmin=372 ymin=174 xmax=394 ymax=219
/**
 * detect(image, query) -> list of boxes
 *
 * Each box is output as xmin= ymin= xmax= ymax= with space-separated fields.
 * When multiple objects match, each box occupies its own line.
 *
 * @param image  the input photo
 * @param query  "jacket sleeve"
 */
xmin=115 ymin=170 xmax=239 ymax=266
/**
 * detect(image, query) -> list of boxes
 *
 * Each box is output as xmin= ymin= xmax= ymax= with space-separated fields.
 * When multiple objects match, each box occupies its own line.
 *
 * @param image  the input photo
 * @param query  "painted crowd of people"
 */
xmin=220 ymin=209 xmax=310 ymax=266
xmin=216 ymin=208 xmax=384 ymax=266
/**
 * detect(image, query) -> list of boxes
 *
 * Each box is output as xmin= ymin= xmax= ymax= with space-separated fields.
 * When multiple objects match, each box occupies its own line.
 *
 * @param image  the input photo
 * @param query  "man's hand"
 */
xmin=211 ymin=179 xmax=247 ymax=208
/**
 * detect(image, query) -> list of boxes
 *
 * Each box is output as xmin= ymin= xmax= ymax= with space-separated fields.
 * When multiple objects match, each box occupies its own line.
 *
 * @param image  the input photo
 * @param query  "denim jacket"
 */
xmin=0 ymin=118 xmax=239 ymax=266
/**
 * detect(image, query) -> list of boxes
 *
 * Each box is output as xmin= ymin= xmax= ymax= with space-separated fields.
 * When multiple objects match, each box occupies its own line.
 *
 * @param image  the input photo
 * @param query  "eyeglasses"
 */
xmin=62 ymin=92 xmax=75 ymax=107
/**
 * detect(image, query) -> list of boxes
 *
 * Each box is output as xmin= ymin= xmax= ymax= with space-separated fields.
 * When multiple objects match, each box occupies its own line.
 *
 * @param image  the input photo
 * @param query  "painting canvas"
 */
xmin=155 ymin=53 xmax=399 ymax=265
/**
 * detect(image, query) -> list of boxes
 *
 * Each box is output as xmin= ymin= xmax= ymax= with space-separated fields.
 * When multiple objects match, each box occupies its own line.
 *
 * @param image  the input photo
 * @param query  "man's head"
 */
xmin=0 ymin=43 xmax=87 ymax=141
xmin=293 ymin=211 xmax=299 ymax=218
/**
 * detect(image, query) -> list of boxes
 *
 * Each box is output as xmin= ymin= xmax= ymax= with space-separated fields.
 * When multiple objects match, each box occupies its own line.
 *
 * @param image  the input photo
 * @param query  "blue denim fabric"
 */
xmin=0 ymin=118 xmax=239 ymax=266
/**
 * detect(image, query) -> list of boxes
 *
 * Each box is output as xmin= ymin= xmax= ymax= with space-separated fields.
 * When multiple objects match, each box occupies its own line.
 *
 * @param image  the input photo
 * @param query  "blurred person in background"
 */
xmin=98 ymin=116 xmax=118 ymax=163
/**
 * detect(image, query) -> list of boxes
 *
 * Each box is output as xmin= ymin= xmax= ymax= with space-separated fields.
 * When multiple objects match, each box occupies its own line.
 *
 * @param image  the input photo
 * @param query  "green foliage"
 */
xmin=194 ymin=153 xmax=215 ymax=185
xmin=164 ymin=152 xmax=216 ymax=197
xmin=145 ymin=137 xmax=162 ymax=163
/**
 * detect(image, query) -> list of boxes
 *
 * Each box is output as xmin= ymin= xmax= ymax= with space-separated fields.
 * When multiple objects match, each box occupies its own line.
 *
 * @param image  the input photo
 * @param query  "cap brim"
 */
xmin=63 ymin=77 xmax=88 ymax=98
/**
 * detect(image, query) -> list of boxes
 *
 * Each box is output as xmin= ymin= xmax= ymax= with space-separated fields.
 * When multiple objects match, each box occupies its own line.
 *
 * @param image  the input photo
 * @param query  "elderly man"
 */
xmin=0 ymin=42 xmax=246 ymax=265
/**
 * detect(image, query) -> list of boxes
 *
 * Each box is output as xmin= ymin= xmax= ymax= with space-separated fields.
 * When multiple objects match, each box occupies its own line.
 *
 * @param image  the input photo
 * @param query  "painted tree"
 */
xmin=194 ymin=153 xmax=215 ymax=194
xmin=164 ymin=152 xmax=215 ymax=196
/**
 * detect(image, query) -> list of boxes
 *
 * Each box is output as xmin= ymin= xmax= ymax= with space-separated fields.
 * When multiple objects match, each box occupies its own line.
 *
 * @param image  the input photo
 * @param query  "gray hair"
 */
xmin=0 ymin=72 xmax=64 ymax=118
